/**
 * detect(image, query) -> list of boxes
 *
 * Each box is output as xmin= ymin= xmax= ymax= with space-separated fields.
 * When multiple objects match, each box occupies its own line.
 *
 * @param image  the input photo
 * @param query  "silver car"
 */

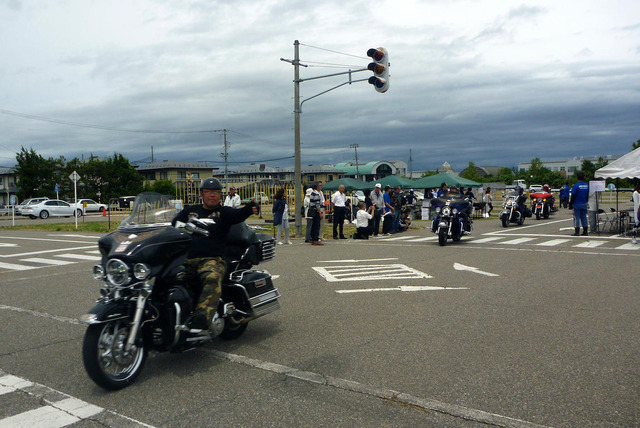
xmin=15 ymin=197 xmax=49 ymax=215
xmin=22 ymin=199 xmax=82 ymax=219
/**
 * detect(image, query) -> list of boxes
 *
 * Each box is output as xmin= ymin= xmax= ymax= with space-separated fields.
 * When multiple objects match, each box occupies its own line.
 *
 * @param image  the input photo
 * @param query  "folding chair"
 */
xmin=597 ymin=208 xmax=615 ymax=234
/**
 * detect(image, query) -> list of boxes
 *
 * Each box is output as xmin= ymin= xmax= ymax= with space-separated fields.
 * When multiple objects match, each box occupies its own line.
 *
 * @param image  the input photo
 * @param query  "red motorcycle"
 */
xmin=530 ymin=191 xmax=556 ymax=220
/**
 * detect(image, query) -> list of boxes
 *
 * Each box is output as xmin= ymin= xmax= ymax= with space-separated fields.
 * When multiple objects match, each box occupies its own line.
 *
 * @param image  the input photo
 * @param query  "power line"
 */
xmin=299 ymin=43 xmax=368 ymax=60
xmin=0 ymin=108 xmax=222 ymax=134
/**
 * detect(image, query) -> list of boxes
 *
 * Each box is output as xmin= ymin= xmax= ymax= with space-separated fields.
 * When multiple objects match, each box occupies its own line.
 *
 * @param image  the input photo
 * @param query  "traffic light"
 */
xmin=367 ymin=47 xmax=389 ymax=93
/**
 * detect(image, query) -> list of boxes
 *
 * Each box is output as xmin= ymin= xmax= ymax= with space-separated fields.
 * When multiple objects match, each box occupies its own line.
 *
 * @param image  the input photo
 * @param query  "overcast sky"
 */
xmin=1 ymin=0 xmax=639 ymax=172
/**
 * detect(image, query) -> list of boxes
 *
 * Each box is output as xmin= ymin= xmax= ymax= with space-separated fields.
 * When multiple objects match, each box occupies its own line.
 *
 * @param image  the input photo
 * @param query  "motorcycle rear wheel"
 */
xmin=438 ymin=228 xmax=447 ymax=246
xmin=82 ymin=321 xmax=147 ymax=390
xmin=219 ymin=319 xmax=248 ymax=340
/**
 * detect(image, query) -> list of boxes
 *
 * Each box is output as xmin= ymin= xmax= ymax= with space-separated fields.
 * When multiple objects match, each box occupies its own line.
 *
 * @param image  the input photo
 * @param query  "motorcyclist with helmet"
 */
xmin=447 ymin=185 xmax=473 ymax=233
xmin=172 ymin=178 xmax=259 ymax=331
xmin=515 ymin=186 xmax=528 ymax=219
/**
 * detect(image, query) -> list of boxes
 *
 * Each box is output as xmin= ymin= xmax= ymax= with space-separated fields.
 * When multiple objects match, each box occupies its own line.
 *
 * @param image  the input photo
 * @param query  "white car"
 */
xmin=71 ymin=198 xmax=108 ymax=214
xmin=22 ymin=199 xmax=82 ymax=219
xmin=15 ymin=197 xmax=49 ymax=215
xmin=529 ymin=185 xmax=543 ymax=193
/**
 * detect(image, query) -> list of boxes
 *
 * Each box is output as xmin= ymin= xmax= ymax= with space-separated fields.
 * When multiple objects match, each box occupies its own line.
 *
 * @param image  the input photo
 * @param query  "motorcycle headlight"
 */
xmin=442 ymin=207 xmax=451 ymax=216
xmin=133 ymin=263 xmax=151 ymax=280
xmin=452 ymin=208 xmax=458 ymax=214
xmin=506 ymin=201 xmax=513 ymax=207
xmin=106 ymin=259 xmax=130 ymax=286
xmin=93 ymin=264 xmax=105 ymax=281
xmin=435 ymin=207 xmax=441 ymax=213
xmin=542 ymin=198 xmax=546 ymax=202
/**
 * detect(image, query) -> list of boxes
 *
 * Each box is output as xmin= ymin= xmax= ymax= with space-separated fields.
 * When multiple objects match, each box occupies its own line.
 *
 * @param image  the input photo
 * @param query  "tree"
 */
xmin=495 ymin=167 xmax=515 ymax=184
xmin=461 ymin=161 xmax=481 ymax=182
xmin=143 ymin=179 xmax=176 ymax=196
xmin=15 ymin=147 xmax=66 ymax=199
xmin=633 ymin=139 xmax=640 ymax=150
xmin=420 ymin=170 xmax=437 ymax=178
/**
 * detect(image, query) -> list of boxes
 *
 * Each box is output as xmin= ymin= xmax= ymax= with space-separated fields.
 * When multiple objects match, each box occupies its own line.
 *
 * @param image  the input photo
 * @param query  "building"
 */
xmin=212 ymin=164 xmax=345 ymax=188
xmin=0 ymin=167 xmax=18 ymax=205
xmin=458 ymin=165 xmax=504 ymax=178
xmin=333 ymin=161 xmax=397 ymax=181
xmin=518 ymin=155 xmax=618 ymax=176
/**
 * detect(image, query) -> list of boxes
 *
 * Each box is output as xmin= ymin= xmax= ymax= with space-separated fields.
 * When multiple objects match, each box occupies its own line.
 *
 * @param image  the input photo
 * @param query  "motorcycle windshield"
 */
xmin=119 ymin=192 xmax=182 ymax=229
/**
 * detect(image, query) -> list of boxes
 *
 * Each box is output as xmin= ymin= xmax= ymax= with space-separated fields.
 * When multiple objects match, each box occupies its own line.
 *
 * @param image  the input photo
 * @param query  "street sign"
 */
xmin=69 ymin=171 xmax=81 ymax=182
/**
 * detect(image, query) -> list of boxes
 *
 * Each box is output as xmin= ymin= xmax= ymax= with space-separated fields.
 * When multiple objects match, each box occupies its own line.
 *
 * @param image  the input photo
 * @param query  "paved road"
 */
xmin=0 ymin=210 xmax=638 ymax=427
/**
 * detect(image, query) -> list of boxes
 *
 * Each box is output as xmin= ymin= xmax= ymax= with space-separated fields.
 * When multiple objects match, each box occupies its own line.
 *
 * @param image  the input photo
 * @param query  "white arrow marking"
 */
xmin=336 ymin=286 xmax=468 ymax=294
xmin=453 ymin=263 xmax=499 ymax=277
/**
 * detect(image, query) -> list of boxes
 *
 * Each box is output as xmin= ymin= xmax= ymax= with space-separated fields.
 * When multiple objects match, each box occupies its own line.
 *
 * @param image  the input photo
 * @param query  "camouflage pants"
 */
xmin=184 ymin=257 xmax=226 ymax=325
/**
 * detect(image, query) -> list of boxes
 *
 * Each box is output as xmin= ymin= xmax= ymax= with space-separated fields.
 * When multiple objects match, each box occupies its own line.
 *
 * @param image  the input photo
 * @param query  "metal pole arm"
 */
xmin=300 ymin=78 xmax=368 ymax=110
xmin=297 ymin=68 xmax=367 ymax=83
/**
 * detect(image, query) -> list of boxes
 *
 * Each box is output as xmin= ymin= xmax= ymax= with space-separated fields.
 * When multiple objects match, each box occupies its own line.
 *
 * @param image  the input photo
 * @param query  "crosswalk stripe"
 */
xmin=379 ymin=235 xmax=419 ymax=241
xmin=55 ymin=254 xmax=101 ymax=261
xmin=406 ymin=236 xmax=437 ymax=242
xmin=0 ymin=405 xmax=79 ymax=428
xmin=536 ymin=239 xmax=570 ymax=247
xmin=55 ymin=397 xmax=103 ymax=419
xmin=615 ymin=243 xmax=640 ymax=250
xmin=501 ymin=238 xmax=536 ymax=245
xmin=85 ymin=250 xmax=101 ymax=254
xmin=573 ymin=241 xmax=606 ymax=248
xmin=470 ymin=237 xmax=503 ymax=244
xmin=0 ymin=261 xmax=37 ymax=271
xmin=20 ymin=258 xmax=75 ymax=265
xmin=0 ymin=385 xmax=15 ymax=396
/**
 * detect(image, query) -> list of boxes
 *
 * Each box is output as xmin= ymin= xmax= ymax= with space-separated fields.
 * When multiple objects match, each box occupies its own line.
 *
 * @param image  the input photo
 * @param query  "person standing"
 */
xmin=382 ymin=185 xmax=394 ymax=235
xmin=483 ymin=187 xmax=493 ymax=217
xmin=331 ymin=184 xmax=347 ymax=239
xmin=223 ymin=187 xmax=241 ymax=208
xmin=437 ymin=183 xmax=448 ymax=197
xmin=370 ymin=183 xmax=384 ymax=236
xmin=569 ymin=171 xmax=589 ymax=236
xmin=631 ymin=183 xmax=639 ymax=244
xmin=559 ymin=182 xmax=571 ymax=209
xmin=309 ymin=182 xmax=324 ymax=245
xmin=303 ymin=187 xmax=313 ymax=243
xmin=391 ymin=185 xmax=404 ymax=233
xmin=317 ymin=181 xmax=326 ymax=241
xmin=272 ymin=189 xmax=291 ymax=245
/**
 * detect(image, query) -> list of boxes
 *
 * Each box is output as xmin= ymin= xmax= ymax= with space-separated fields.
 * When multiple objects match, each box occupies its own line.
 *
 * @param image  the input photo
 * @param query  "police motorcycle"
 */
xmin=430 ymin=190 xmax=473 ymax=246
xmin=500 ymin=189 xmax=528 ymax=227
xmin=81 ymin=192 xmax=280 ymax=390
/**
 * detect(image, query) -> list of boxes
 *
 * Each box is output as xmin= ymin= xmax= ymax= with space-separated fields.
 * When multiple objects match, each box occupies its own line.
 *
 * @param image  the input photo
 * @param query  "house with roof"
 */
xmin=0 ymin=166 xmax=18 ymax=206
xmin=333 ymin=161 xmax=399 ymax=181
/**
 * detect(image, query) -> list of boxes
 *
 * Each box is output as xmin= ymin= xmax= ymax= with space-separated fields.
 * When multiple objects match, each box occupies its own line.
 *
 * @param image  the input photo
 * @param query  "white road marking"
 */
xmin=559 ymin=227 xmax=575 ymax=231
xmin=0 ymin=245 xmax=95 ymax=258
xmin=336 ymin=285 xmax=468 ymax=294
xmin=19 ymin=258 xmax=75 ymax=266
xmin=0 ymin=404 xmax=79 ymax=427
xmin=615 ymin=243 xmax=640 ymax=250
xmin=55 ymin=254 xmax=101 ymax=261
xmin=484 ymin=218 xmax=570 ymax=235
xmin=318 ymin=258 xmax=398 ymax=263
xmin=48 ymin=234 xmax=98 ymax=239
xmin=573 ymin=241 xmax=606 ymax=248
xmin=55 ymin=397 xmax=103 ymax=419
xmin=536 ymin=239 xmax=570 ymax=247
xmin=470 ymin=237 xmax=503 ymax=244
xmin=0 ymin=236 xmax=96 ymax=244
xmin=313 ymin=264 xmax=432 ymax=282
xmin=406 ymin=236 xmax=438 ymax=242
xmin=502 ymin=237 xmax=536 ymax=245
xmin=453 ymin=263 xmax=499 ymax=277
xmin=0 ymin=261 xmax=37 ymax=271
xmin=379 ymin=235 xmax=419 ymax=241
xmin=0 ymin=243 xmax=17 ymax=247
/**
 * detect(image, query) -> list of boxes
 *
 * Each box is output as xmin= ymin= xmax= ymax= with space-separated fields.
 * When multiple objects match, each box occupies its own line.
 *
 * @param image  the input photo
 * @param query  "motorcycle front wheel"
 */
xmin=501 ymin=216 xmax=509 ymax=227
xmin=82 ymin=320 xmax=147 ymax=390
xmin=438 ymin=228 xmax=447 ymax=246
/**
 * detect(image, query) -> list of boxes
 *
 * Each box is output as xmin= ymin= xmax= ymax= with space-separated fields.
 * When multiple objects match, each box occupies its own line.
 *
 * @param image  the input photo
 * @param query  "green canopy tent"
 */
xmin=369 ymin=175 xmax=417 ymax=189
xmin=322 ymin=177 xmax=370 ymax=191
xmin=411 ymin=172 xmax=482 ymax=190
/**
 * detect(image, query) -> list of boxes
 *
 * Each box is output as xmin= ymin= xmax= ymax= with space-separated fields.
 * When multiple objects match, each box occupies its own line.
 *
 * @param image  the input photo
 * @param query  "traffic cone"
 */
xmin=102 ymin=208 xmax=106 ymax=217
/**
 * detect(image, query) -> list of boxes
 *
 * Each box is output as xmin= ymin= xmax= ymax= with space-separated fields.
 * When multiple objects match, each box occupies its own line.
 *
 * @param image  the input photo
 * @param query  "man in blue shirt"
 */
xmin=559 ymin=182 xmax=571 ymax=209
xmin=569 ymin=171 xmax=589 ymax=236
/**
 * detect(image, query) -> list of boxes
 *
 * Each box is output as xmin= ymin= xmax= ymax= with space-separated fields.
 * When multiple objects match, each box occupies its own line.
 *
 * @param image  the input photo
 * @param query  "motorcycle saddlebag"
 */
xmin=229 ymin=270 xmax=280 ymax=317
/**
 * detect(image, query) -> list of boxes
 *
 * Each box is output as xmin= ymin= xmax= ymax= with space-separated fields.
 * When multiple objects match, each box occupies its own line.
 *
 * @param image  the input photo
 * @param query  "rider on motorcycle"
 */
xmin=515 ymin=186 xmax=528 ymax=219
xmin=172 ymin=178 xmax=258 ymax=331
xmin=447 ymin=185 xmax=472 ymax=233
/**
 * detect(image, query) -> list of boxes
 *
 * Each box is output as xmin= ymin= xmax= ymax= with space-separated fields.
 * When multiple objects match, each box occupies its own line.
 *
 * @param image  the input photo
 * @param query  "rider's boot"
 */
xmin=581 ymin=227 xmax=588 ymax=236
xmin=571 ymin=227 xmax=580 ymax=236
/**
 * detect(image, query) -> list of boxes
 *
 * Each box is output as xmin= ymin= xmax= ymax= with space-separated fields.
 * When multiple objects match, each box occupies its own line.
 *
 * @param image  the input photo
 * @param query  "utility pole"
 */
xmin=220 ymin=129 xmax=229 ymax=191
xmin=350 ymin=144 xmax=360 ymax=180
xmin=409 ymin=148 xmax=413 ymax=178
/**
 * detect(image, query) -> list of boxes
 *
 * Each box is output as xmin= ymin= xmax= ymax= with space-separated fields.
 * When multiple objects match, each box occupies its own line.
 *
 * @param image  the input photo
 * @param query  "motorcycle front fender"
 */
xmin=80 ymin=300 xmax=132 ymax=325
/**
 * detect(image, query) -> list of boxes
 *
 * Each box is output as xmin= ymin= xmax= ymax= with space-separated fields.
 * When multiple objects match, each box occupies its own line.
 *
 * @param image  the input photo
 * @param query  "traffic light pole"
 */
xmin=281 ymin=40 xmax=371 ymax=238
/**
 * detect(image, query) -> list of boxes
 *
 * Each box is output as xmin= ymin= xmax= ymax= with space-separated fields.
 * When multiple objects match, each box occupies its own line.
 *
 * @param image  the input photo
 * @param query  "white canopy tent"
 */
xmin=595 ymin=147 xmax=640 ymax=180
xmin=595 ymin=147 xmax=640 ymax=233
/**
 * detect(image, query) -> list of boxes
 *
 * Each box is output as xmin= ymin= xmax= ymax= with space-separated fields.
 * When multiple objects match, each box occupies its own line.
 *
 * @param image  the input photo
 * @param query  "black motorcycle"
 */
xmin=430 ymin=195 xmax=472 ymax=246
xmin=81 ymin=192 xmax=280 ymax=390
xmin=500 ymin=193 xmax=528 ymax=227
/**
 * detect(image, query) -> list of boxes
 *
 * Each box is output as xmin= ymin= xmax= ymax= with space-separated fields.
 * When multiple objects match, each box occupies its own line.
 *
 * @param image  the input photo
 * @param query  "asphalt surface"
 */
xmin=0 ymin=209 xmax=638 ymax=427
